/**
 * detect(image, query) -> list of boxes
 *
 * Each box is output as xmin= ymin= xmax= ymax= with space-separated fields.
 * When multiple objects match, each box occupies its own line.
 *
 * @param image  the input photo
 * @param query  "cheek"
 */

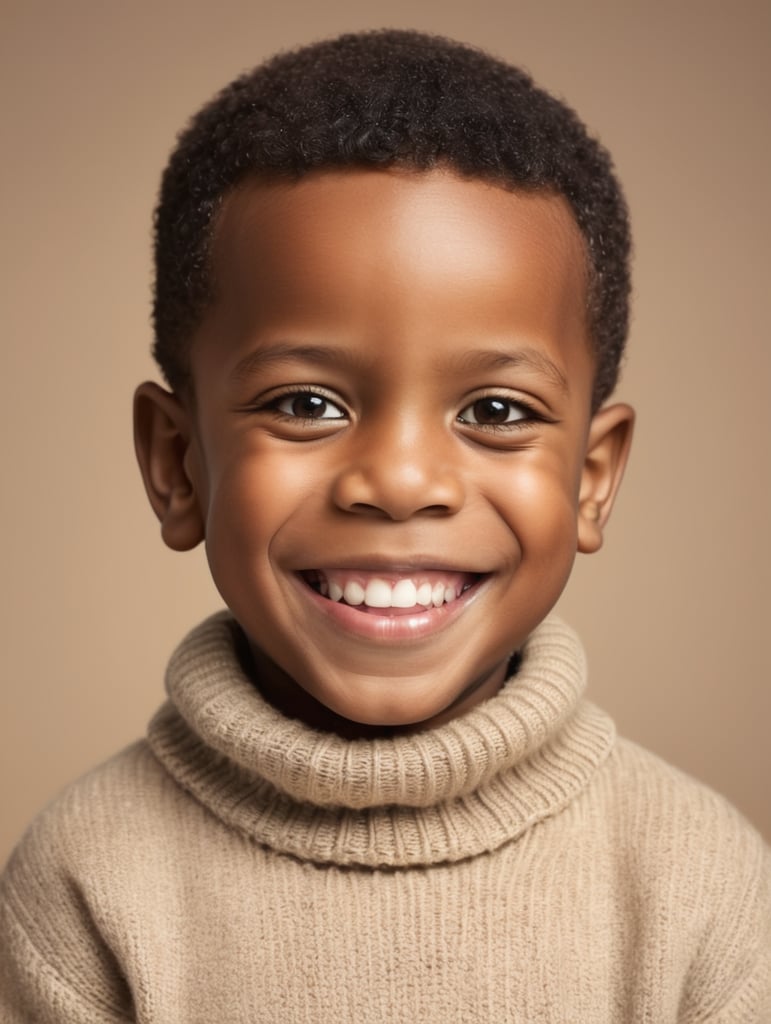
xmin=488 ymin=455 xmax=581 ymax=560
xmin=202 ymin=449 xmax=320 ymax=573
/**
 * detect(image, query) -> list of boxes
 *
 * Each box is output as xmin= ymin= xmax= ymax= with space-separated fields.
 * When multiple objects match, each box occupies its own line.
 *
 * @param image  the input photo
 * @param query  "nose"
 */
xmin=331 ymin=420 xmax=466 ymax=521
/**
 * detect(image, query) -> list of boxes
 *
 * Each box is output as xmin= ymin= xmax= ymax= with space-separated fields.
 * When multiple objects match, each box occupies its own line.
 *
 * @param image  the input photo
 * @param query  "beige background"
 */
xmin=1 ymin=0 xmax=769 ymax=864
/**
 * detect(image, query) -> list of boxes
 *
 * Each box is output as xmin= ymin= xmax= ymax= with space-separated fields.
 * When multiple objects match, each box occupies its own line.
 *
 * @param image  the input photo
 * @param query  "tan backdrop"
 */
xmin=2 ymin=0 xmax=769 ymax=864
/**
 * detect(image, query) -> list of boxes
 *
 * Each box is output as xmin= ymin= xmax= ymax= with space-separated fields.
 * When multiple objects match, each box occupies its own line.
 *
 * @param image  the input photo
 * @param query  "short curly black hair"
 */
xmin=153 ymin=29 xmax=630 ymax=409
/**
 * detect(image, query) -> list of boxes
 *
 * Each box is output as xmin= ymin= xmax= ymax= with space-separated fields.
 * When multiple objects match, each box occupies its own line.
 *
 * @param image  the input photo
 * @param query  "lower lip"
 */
xmin=292 ymin=576 xmax=485 ymax=642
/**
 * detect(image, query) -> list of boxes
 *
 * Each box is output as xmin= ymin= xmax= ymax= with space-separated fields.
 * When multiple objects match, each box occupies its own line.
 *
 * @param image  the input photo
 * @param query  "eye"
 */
xmin=457 ymin=396 xmax=530 ymax=426
xmin=274 ymin=390 xmax=346 ymax=420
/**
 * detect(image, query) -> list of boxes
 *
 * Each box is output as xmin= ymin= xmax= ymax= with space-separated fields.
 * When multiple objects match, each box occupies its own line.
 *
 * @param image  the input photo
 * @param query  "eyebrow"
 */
xmin=230 ymin=340 xmax=570 ymax=395
xmin=230 ymin=342 xmax=368 ymax=382
xmin=454 ymin=347 xmax=570 ymax=395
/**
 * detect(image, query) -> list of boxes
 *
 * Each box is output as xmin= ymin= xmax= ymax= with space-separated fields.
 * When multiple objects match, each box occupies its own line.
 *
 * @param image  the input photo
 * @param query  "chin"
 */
xmin=324 ymin=684 xmax=459 ymax=733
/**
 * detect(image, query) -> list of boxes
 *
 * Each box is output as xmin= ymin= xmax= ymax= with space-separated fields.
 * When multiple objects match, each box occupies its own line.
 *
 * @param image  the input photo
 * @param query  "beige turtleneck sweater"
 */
xmin=1 ymin=614 xmax=769 ymax=1022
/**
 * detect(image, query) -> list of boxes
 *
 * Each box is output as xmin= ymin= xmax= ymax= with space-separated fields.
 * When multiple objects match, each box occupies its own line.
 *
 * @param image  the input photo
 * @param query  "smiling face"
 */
xmin=135 ymin=168 xmax=632 ymax=734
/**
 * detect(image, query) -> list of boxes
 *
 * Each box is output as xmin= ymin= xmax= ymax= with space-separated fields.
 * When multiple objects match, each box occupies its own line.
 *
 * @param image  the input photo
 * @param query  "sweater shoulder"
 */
xmin=599 ymin=735 xmax=770 ymax=891
xmin=607 ymin=734 xmax=768 ymax=854
xmin=3 ymin=740 xmax=180 ymax=873
xmin=0 ymin=742 xmax=173 ymax=1021
xmin=594 ymin=736 xmax=771 ymax=1017
xmin=0 ymin=741 xmax=191 ymax=920
xmin=0 ymin=737 xmax=219 ymax=951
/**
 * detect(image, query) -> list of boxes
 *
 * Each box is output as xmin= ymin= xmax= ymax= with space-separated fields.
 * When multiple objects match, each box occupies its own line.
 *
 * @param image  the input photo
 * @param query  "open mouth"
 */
xmin=301 ymin=569 xmax=483 ymax=615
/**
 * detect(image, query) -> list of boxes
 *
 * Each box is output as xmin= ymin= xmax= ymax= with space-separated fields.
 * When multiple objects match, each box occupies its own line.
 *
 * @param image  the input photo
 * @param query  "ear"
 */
xmin=133 ymin=382 xmax=205 ymax=551
xmin=577 ymin=403 xmax=634 ymax=554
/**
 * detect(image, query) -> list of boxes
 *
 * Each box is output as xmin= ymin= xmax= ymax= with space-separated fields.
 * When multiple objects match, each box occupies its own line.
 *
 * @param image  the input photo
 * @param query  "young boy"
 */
xmin=1 ymin=29 xmax=768 ymax=1022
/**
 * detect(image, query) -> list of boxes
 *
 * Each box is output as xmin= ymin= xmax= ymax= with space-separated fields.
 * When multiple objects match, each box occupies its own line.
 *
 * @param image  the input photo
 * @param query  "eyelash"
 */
xmin=259 ymin=387 xmax=348 ymax=423
xmin=456 ymin=395 xmax=542 ymax=432
xmin=252 ymin=388 xmax=544 ymax=434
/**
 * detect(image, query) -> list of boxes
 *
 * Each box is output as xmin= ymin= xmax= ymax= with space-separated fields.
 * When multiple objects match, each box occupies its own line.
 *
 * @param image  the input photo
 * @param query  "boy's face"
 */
xmin=136 ymin=168 xmax=632 ymax=734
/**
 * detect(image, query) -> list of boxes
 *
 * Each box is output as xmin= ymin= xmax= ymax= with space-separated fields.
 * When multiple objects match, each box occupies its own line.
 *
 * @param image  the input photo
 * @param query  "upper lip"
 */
xmin=297 ymin=557 xmax=491 ymax=574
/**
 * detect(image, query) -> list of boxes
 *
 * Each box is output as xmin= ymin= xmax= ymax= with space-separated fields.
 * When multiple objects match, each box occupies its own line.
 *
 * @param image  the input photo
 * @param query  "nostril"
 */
xmin=332 ymin=462 xmax=465 ymax=520
xmin=347 ymin=501 xmax=454 ymax=521
xmin=349 ymin=502 xmax=393 ymax=517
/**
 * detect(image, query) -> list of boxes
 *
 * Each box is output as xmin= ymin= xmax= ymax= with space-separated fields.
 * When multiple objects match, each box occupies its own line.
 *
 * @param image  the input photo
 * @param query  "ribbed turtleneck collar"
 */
xmin=147 ymin=613 xmax=614 ymax=868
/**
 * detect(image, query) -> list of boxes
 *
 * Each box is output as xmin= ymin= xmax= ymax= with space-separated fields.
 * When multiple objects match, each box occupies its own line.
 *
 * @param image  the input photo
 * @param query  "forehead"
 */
xmin=196 ymin=168 xmax=593 ymax=390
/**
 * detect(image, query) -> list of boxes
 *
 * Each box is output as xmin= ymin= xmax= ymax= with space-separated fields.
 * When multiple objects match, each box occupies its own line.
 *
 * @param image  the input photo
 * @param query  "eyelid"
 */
xmin=248 ymin=384 xmax=350 ymax=422
xmin=456 ymin=391 xmax=543 ymax=428
xmin=275 ymin=390 xmax=346 ymax=419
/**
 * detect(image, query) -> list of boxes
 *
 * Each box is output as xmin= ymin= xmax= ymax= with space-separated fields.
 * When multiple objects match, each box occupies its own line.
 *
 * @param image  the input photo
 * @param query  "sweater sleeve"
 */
xmin=679 ymin=837 xmax=771 ymax=1023
xmin=0 ymin=819 xmax=135 ymax=1023
xmin=0 ymin=896 xmax=134 ymax=1023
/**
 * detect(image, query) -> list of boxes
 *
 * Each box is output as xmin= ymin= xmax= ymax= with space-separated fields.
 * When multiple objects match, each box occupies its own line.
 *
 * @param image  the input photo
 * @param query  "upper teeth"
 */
xmin=323 ymin=577 xmax=459 ymax=609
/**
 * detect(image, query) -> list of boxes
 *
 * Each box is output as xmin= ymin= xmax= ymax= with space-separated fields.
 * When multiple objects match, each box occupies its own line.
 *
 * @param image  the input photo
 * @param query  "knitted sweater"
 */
xmin=1 ymin=615 xmax=769 ymax=1022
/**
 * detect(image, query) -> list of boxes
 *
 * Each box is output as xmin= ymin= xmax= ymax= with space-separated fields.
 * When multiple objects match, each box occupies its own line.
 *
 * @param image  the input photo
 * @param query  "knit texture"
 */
xmin=1 ymin=613 xmax=769 ymax=1022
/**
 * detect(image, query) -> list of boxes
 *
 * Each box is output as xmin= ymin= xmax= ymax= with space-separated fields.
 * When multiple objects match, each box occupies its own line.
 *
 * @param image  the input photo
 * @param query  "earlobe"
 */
xmin=577 ymin=403 xmax=634 ymax=554
xmin=133 ymin=382 xmax=206 ymax=551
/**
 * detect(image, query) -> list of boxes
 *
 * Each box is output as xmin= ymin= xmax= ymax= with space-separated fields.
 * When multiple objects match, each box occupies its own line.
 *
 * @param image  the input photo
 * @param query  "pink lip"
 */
xmin=300 ymin=556 xmax=487 ymax=573
xmin=291 ymin=572 xmax=486 ymax=642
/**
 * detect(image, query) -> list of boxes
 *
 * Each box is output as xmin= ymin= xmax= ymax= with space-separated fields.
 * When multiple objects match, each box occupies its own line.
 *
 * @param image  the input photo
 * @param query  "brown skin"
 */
xmin=135 ymin=168 xmax=633 ymax=737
